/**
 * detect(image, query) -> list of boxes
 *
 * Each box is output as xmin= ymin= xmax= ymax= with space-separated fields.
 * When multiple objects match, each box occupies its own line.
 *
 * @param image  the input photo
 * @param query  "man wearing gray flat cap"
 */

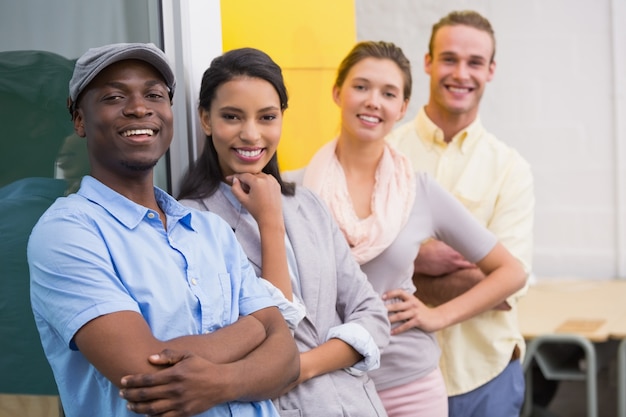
xmin=28 ymin=42 xmax=299 ymax=417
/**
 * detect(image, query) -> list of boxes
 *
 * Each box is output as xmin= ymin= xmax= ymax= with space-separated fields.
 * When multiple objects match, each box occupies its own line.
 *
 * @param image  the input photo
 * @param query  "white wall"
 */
xmin=356 ymin=0 xmax=626 ymax=280
xmin=161 ymin=0 xmax=223 ymax=197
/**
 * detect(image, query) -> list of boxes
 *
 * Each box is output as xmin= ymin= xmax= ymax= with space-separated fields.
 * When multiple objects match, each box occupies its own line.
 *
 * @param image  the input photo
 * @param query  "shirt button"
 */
xmin=191 ymin=278 xmax=198 ymax=285
xmin=147 ymin=212 xmax=155 ymax=219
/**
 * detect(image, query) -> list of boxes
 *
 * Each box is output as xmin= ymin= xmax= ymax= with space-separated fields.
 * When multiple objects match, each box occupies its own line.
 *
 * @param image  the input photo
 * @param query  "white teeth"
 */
xmin=123 ymin=129 xmax=154 ymax=137
xmin=237 ymin=149 xmax=262 ymax=157
xmin=448 ymin=86 xmax=470 ymax=93
xmin=359 ymin=115 xmax=380 ymax=123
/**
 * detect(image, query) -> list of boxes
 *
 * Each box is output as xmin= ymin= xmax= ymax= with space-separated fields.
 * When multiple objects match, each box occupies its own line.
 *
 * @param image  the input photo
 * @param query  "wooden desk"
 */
xmin=518 ymin=279 xmax=626 ymax=417
xmin=519 ymin=279 xmax=626 ymax=342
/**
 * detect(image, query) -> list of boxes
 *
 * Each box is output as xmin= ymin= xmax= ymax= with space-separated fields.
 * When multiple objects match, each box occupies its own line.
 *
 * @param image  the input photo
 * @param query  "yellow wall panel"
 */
xmin=221 ymin=1 xmax=355 ymax=69
xmin=220 ymin=0 xmax=355 ymax=170
xmin=280 ymin=69 xmax=340 ymax=170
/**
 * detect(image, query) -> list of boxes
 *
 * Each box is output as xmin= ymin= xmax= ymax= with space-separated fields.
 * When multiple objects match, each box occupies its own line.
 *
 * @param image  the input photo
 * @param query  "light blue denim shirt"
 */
xmin=28 ymin=176 xmax=280 ymax=417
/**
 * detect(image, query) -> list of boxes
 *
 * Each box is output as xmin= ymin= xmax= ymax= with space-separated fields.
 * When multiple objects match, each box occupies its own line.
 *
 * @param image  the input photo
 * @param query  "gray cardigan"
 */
xmin=180 ymin=185 xmax=390 ymax=417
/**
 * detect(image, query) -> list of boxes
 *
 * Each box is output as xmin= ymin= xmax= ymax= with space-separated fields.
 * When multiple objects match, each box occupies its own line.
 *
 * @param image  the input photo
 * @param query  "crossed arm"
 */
xmin=76 ymin=306 xmax=299 ymax=415
xmin=412 ymin=239 xmax=510 ymax=309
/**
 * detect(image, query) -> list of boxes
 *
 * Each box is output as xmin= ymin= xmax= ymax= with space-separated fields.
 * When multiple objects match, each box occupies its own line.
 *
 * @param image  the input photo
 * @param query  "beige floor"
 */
xmin=0 ymin=395 xmax=61 ymax=417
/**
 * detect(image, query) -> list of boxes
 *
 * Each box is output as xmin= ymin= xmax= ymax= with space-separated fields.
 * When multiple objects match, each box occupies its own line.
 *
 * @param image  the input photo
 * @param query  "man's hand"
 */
xmin=120 ymin=349 xmax=233 ymax=417
xmin=413 ymin=239 xmax=475 ymax=276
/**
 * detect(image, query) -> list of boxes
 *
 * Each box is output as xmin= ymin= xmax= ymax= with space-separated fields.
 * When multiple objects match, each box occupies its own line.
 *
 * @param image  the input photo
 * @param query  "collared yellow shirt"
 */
xmin=387 ymin=106 xmax=535 ymax=396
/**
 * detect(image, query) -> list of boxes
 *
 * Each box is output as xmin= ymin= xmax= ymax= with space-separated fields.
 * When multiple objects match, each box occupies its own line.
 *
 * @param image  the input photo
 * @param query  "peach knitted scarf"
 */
xmin=303 ymin=139 xmax=416 ymax=264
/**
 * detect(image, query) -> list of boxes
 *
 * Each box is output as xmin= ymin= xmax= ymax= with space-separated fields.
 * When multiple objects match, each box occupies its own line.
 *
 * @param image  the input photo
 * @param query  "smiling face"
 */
xmin=73 ymin=59 xmax=173 ymax=184
xmin=333 ymin=57 xmax=408 ymax=144
xmin=425 ymin=24 xmax=495 ymax=125
xmin=200 ymin=76 xmax=283 ymax=178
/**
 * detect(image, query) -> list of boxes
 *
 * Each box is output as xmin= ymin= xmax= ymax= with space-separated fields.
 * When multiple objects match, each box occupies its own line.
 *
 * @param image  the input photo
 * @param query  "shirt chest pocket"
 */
xmin=193 ymin=272 xmax=235 ymax=330
xmin=451 ymin=185 xmax=497 ymax=227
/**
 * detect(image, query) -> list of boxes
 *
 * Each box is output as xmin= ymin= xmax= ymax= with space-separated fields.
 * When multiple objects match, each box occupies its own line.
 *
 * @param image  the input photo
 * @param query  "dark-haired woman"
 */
xmin=178 ymin=47 xmax=391 ymax=417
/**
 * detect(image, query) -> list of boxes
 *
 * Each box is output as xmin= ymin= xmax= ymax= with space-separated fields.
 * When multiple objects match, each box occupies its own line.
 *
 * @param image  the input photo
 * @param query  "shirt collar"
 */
xmin=415 ymin=106 xmax=485 ymax=153
xmin=77 ymin=176 xmax=193 ymax=230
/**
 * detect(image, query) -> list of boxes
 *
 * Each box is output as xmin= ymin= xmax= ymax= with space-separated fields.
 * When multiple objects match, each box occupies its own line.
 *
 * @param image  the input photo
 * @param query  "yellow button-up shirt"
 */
xmin=387 ymin=107 xmax=535 ymax=396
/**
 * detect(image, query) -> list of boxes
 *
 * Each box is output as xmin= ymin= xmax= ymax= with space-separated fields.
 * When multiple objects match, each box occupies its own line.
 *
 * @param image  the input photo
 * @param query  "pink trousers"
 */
xmin=377 ymin=368 xmax=448 ymax=417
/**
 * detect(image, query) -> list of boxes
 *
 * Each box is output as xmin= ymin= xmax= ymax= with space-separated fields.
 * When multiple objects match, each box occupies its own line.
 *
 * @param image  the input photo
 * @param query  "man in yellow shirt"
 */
xmin=387 ymin=10 xmax=534 ymax=417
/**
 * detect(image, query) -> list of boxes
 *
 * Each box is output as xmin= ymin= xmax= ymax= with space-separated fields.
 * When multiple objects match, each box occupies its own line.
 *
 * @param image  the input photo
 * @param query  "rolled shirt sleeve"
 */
xmin=326 ymin=322 xmax=381 ymax=374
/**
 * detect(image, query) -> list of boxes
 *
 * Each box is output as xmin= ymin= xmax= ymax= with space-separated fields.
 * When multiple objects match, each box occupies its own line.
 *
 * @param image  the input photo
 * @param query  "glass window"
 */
xmin=0 ymin=0 xmax=164 ymax=400
xmin=0 ymin=0 xmax=166 ymax=191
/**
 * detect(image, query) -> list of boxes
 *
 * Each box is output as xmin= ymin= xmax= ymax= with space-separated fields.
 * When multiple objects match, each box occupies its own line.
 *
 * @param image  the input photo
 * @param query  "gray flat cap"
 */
xmin=68 ymin=42 xmax=175 ymax=108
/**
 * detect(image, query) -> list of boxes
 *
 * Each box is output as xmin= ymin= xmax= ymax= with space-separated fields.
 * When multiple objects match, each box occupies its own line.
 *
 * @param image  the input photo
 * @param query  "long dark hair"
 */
xmin=177 ymin=47 xmax=294 ymax=200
